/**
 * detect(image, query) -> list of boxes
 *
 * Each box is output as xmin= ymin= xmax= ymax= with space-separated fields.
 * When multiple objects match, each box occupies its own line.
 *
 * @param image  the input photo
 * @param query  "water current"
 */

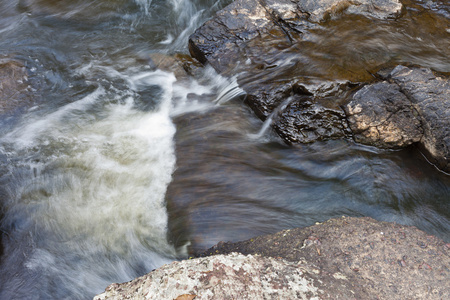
xmin=0 ymin=0 xmax=448 ymax=299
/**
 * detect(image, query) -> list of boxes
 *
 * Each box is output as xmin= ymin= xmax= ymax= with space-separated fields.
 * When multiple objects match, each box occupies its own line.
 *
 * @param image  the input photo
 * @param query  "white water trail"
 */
xmin=0 ymin=69 xmax=181 ymax=299
xmin=248 ymin=96 xmax=295 ymax=140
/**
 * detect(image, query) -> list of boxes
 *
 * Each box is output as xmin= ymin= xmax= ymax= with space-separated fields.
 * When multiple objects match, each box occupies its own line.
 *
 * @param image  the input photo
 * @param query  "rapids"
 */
xmin=0 ymin=0 xmax=448 ymax=299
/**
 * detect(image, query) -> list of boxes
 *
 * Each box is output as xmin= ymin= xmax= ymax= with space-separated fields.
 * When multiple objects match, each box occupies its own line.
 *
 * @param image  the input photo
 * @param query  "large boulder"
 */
xmin=95 ymin=217 xmax=450 ymax=299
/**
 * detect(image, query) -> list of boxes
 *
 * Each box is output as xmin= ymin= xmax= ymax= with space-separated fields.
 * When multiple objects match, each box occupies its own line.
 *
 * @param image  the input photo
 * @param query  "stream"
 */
xmin=0 ymin=0 xmax=449 ymax=299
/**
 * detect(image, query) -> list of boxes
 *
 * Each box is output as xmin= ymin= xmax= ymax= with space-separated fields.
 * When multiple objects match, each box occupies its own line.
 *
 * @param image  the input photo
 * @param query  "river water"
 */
xmin=0 ymin=0 xmax=448 ymax=299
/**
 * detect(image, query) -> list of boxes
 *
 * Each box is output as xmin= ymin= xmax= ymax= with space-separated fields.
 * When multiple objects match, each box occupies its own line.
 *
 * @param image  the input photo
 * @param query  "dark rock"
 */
xmin=189 ymin=0 xmax=403 ymax=144
xmin=344 ymin=81 xmax=423 ymax=148
xmin=273 ymin=95 xmax=350 ymax=143
xmin=388 ymin=66 xmax=450 ymax=172
xmin=345 ymin=66 xmax=449 ymax=172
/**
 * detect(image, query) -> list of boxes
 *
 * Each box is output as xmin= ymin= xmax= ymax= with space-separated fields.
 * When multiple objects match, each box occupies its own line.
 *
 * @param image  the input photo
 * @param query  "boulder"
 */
xmin=345 ymin=66 xmax=450 ymax=172
xmin=95 ymin=217 xmax=450 ymax=299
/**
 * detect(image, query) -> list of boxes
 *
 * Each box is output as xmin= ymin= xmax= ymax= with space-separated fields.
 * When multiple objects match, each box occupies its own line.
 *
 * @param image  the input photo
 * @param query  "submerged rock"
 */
xmin=95 ymin=217 xmax=450 ymax=299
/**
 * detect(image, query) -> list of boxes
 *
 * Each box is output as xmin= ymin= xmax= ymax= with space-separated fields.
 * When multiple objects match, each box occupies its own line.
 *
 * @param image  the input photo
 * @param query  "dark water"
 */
xmin=0 ymin=0 xmax=448 ymax=299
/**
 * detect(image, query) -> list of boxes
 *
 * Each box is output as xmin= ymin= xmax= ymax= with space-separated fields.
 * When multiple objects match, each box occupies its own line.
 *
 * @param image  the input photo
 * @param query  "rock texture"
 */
xmin=345 ymin=66 xmax=450 ymax=172
xmin=95 ymin=217 xmax=450 ymax=300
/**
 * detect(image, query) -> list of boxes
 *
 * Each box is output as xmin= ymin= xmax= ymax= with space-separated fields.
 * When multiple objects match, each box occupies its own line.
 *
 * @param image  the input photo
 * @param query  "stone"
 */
xmin=188 ymin=0 xmax=404 ymax=146
xmin=200 ymin=217 xmax=450 ymax=300
xmin=344 ymin=81 xmax=423 ymax=148
xmin=345 ymin=66 xmax=450 ymax=172
xmin=94 ymin=253 xmax=330 ymax=300
xmin=387 ymin=66 xmax=450 ymax=172
xmin=273 ymin=95 xmax=350 ymax=144
xmin=95 ymin=217 xmax=450 ymax=300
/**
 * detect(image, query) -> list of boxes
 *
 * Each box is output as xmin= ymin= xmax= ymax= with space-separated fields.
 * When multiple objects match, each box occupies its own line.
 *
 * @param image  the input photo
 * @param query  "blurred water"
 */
xmin=0 ymin=0 xmax=448 ymax=299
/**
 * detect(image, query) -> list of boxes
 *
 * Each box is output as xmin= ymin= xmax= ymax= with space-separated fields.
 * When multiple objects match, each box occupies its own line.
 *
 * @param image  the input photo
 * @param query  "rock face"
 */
xmin=95 ymin=217 xmax=450 ymax=299
xmin=345 ymin=66 xmax=450 ymax=171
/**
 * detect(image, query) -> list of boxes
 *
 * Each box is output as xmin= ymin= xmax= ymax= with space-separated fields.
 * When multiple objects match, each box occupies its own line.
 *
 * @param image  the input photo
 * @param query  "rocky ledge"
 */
xmin=94 ymin=217 xmax=450 ymax=299
xmin=188 ymin=0 xmax=450 ymax=172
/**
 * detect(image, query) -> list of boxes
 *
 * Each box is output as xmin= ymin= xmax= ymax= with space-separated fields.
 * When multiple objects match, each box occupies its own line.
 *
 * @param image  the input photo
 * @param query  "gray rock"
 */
xmin=201 ymin=217 xmax=450 ymax=300
xmin=95 ymin=217 xmax=450 ymax=300
xmin=388 ymin=66 xmax=450 ymax=172
xmin=95 ymin=253 xmax=329 ymax=300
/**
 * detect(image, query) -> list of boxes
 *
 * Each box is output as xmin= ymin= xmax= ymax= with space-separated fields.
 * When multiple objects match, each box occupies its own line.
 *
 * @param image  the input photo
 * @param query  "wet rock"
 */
xmin=273 ymin=95 xmax=350 ymax=143
xmin=0 ymin=59 xmax=32 ymax=114
xmin=388 ymin=66 xmax=450 ymax=172
xmin=148 ymin=53 xmax=203 ymax=79
xmin=345 ymin=81 xmax=423 ymax=148
xmin=345 ymin=66 xmax=449 ymax=172
xmin=189 ymin=0 xmax=402 ymax=73
xmin=189 ymin=0 xmax=403 ymax=146
xmin=296 ymin=0 xmax=403 ymax=22
xmin=95 ymin=217 xmax=449 ymax=299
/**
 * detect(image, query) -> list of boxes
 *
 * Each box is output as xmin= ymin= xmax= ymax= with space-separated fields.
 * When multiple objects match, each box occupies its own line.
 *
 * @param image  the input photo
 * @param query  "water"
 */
xmin=0 ymin=0 xmax=448 ymax=299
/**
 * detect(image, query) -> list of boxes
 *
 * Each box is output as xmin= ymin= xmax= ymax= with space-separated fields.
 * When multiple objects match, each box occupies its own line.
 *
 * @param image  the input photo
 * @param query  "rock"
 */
xmin=95 ymin=217 xmax=450 ymax=300
xmin=345 ymin=81 xmax=423 ymax=148
xmin=94 ymin=253 xmax=333 ymax=299
xmin=273 ymin=94 xmax=350 ymax=143
xmin=188 ymin=0 xmax=404 ymax=146
xmin=388 ymin=66 xmax=450 ymax=172
xmin=0 ymin=59 xmax=31 ymax=114
xmin=345 ymin=66 xmax=450 ymax=172
xmin=148 ymin=53 xmax=203 ymax=79
xmin=200 ymin=217 xmax=450 ymax=300
xmin=296 ymin=0 xmax=403 ymax=23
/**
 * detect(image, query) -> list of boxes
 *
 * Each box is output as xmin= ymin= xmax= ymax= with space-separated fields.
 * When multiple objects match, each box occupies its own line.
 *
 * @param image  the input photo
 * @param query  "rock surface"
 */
xmin=345 ymin=66 xmax=450 ymax=171
xmin=95 ymin=217 xmax=450 ymax=299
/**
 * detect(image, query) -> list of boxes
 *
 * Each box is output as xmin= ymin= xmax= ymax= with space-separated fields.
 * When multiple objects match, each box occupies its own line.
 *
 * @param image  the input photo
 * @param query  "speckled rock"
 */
xmin=201 ymin=217 xmax=450 ymax=300
xmin=94 ymin=253 xmax=330 ymax=300
xmin=95 ymin=217 xmax=449 ymax=300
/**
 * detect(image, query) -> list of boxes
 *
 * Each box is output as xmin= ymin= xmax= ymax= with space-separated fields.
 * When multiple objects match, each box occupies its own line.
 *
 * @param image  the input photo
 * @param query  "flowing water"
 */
xmin=0 ymin=0 xmax=448 ymax=299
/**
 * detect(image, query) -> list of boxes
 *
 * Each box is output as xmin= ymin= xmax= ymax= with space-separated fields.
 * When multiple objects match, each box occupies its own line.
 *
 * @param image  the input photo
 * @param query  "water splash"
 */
xmin=0 ymin=68 xmax=180 ymax=299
